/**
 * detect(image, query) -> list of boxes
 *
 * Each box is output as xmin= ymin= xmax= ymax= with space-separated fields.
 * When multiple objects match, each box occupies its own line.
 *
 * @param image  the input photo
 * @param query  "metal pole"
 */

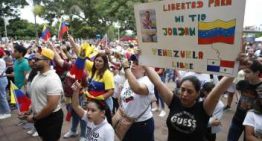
xmin=118 ymin=27 xmax=120 ymax=41
xmin=34 ymin=15 xmax=38 ymax=38
xmin=33 ymin=0 xmax=38 ymax=39
xmin=4 ymin=15 xmax=7 ymax=38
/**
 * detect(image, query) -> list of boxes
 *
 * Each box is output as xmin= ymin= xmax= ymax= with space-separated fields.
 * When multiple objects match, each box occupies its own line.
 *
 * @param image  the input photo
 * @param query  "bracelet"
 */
xmin=124 ymin=67 xmax=130 ymax=71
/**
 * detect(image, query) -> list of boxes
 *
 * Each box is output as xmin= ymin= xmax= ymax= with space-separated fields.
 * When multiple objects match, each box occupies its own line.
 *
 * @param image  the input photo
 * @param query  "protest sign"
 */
xmin=134 ymin=0 xmax=246 ymax=76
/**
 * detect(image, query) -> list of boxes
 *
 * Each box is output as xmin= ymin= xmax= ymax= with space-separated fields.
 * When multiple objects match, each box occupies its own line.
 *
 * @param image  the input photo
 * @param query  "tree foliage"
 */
xmin=4 ymin=18 xmax=55 ymax=40
xmin=38 ymin=0 xmax=149 ymax=38
xmin=0 ymin=0 xmax=28 ymax=18
xmin=1 ymin=0 xmax=159 ymax=39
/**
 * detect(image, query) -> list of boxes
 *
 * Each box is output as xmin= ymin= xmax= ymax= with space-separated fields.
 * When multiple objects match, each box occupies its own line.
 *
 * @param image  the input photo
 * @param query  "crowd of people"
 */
xmin=0 ymin=36 xmax=261 ymax=141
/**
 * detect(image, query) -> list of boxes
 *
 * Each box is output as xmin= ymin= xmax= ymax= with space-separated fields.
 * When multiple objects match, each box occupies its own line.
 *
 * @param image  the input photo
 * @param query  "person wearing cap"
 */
xmin=119 ymin=54 xmax=155 ymax=141
xmin=26 ymin=48 xmax=64 ymax=141
xmin=24 ymin=53 xmax=39 ymax=137
xmin=13 ymin=44 xmax=31 ymax=90
xmin=0 ymin=47 xmax=11 ymax=119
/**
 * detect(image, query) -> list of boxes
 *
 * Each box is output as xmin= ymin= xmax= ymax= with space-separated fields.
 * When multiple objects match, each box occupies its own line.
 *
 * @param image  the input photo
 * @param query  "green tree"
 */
xmin=38 ymin=0 xmax=149 ymax=38
xmin=255 ymin=32 xmax=262 ymax=38
xmin=0 ymin=0 xmax=28 ymax=18
xmin=6 ymin=18 xmax=44 ymax=39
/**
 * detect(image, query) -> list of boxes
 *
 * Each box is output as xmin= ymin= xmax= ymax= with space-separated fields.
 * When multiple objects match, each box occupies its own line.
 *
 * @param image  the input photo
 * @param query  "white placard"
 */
xmin=134 ymin=0 xmax=246 ymax=76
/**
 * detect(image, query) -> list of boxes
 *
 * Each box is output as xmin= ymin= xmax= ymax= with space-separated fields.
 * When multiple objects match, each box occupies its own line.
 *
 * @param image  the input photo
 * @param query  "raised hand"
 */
xmin=71 ymin=80 xmax=82 ymax=92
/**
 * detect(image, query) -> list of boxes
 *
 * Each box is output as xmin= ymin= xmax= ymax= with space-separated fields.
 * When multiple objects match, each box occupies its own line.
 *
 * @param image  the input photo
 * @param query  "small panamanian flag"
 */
xmin=207 ymin=59 xmax=235 ymax=74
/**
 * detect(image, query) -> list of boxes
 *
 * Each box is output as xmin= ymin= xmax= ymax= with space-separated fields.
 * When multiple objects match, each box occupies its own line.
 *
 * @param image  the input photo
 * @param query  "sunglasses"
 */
xmin=33 ymin=57 xmax=48 ymax=62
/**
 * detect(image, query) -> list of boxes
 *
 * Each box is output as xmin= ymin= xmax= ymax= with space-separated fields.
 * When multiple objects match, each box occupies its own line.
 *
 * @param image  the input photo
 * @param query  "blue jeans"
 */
xmin=165 ymin=69 xmax=174 ymax=82
xmin=154 ymin=87 xmax=165 ymax=109
xmin=67 ymin=95 xmax=87 ymax=137
xmin=154 ymin=75 xmax=165 ymax=109
xmin=106 ymin=96 xmax=113 ymax=112
xmin=0 ymin=77 xmax=10 ymax=114
xmin=227 ymin=119 xmax=245 ymax=141
xmin=71 ymin=108 xmax=87 ymax=137
xmin=123 ymin=118 xmax=154 ymax=141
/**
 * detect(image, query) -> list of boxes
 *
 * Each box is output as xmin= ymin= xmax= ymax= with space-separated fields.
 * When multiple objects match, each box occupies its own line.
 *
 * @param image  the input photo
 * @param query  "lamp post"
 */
xmin=114 ymin=22 xmax=121 ymax=41
xmin=32 ymin=0 xmax=38 ymax=39
xmin=3 ymin=15 xmax=7 ymax=38
xmin=117 ymin=27 xmax=120 ymax=41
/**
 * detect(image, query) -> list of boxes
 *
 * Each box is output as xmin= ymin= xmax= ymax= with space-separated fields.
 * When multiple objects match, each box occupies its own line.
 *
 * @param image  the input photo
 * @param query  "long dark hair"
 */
xmin=89 ymin=99 xmax=112 ymax=124
xmin=200 ymin=82 xmax=215 ymax=98
xmin=91 ymin=53 xmax=109 ymax=79
xmin=180 ymin=75 xmax=201 ymax=92
xmin=249 ymin=59 xmax=262 ymax=73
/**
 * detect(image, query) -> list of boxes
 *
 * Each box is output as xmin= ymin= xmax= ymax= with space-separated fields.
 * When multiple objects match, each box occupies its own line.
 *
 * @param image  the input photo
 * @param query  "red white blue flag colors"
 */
xmin=70 ymin=57 xmax=86 ymax=80
xmin=10 ymin=81 xmax=31 ymax=112
xmin=69 ymin=49 xmax=86 ymax=81
xmin=41 ymin=25 xmax=51 ymax=41
xmin=207 ymin=59 xmax=235 ymax=74
xmin=58 ymin=21 xmax=69 ymax=41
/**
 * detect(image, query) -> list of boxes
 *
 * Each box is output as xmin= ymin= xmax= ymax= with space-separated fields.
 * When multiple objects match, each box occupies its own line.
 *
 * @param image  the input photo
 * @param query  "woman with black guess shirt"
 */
xmin=144 ymin=66 xmax=235 ymax=141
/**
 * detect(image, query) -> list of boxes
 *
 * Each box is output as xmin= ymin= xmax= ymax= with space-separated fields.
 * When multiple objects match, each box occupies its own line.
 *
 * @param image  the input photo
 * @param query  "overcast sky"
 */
xmin=20 ymin=0 xmax=262 ymax=27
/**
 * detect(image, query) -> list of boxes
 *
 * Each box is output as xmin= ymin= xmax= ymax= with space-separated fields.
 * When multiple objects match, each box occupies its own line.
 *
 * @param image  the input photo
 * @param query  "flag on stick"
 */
xmin=97 ymin=34 xmax=109 ymax=47
xmin=58 ymin=21 xmax=69 ymax=41
xmin=10 ymin=81 xmax=31 ymax=112
xmin=41 ymin=25 xmax=51 ymax=41
xmin=69 ymin=48 xmax=86 ymax=80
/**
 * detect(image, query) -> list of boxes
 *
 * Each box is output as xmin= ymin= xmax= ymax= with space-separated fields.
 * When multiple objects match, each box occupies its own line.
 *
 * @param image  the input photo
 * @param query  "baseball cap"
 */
xmin=41 ymin=48 xmax=54 ymax=60
xmin=26 ymin=54 xmax=36 ymax=60
xmin=0 ymin=48 xmax=5 ymax=57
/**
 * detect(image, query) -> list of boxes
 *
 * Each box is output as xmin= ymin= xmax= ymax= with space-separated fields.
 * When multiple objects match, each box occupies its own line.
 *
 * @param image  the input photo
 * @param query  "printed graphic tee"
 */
xmin=166 ymin=95 xmax=210 ymax=141
xmin=82 ymin=111 xmax=114 ymax=141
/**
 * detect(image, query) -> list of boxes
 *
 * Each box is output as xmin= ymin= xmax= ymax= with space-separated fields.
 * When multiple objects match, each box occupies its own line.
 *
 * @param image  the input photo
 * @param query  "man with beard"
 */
xmin=26 ymin=48 xmax=64 ymax=141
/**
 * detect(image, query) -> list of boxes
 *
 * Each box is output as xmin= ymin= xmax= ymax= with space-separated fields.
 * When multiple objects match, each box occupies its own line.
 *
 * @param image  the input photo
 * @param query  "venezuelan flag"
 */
xmin=70 ymin=57 xmax=86 ymax=80
xmin=58 ymin=21 xmax=69 ymax=41
xmin=41 ymin=25 xmax=51 ymax=41
xmin=10 ymin=81 xmax=31 ymax=112
xmin=198 ymin=19 xmax=236 ymax=44
xmin=83 ymin=91 xmax=105 ymax=100
xmin=69 ymin=47 xmax=87 ymax=80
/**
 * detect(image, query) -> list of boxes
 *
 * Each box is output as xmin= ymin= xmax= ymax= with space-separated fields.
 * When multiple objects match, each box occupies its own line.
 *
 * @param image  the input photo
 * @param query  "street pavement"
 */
xmin=0 ymin=82 xmax=243 ymax=141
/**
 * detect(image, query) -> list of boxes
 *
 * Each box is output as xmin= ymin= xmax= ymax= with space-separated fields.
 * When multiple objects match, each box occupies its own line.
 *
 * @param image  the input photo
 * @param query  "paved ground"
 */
xmin=0 ymin=82 xmax=243 ymax=141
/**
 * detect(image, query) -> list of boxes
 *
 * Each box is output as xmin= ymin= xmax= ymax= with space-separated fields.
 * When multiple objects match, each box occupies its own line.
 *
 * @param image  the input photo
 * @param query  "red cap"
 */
xmin=0 ymin=48 xmax=5 ymax=57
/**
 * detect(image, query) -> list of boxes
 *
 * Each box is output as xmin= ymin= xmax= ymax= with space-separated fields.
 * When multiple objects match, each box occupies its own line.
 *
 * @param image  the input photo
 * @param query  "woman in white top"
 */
xmin=120 ymin=54 xmax=155 ymax=141
xmin=243 ymin=85 xmax=262 ymax=141
xmin=71 ymin=81 xmax=114 ymax=141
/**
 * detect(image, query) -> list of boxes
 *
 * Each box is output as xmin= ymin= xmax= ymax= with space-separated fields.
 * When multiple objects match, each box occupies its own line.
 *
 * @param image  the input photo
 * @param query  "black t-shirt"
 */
xmin=166 ymin=95 xmax=210 ymax=141
xmin=5 ymin=66 xmax=14 ymax=83
xmin=233 ymin=81 xmax=262 ymax=124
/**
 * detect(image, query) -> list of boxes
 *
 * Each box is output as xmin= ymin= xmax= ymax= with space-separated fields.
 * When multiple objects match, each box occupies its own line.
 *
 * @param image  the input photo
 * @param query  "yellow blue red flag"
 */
xmin=198 ymin=19 xmax=236 ymax=44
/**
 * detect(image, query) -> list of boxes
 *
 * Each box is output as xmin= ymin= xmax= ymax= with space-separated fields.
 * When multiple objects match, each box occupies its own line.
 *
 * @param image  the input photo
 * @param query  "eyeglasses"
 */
xmin=33 ymin=57 xmax=48 ymax=62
